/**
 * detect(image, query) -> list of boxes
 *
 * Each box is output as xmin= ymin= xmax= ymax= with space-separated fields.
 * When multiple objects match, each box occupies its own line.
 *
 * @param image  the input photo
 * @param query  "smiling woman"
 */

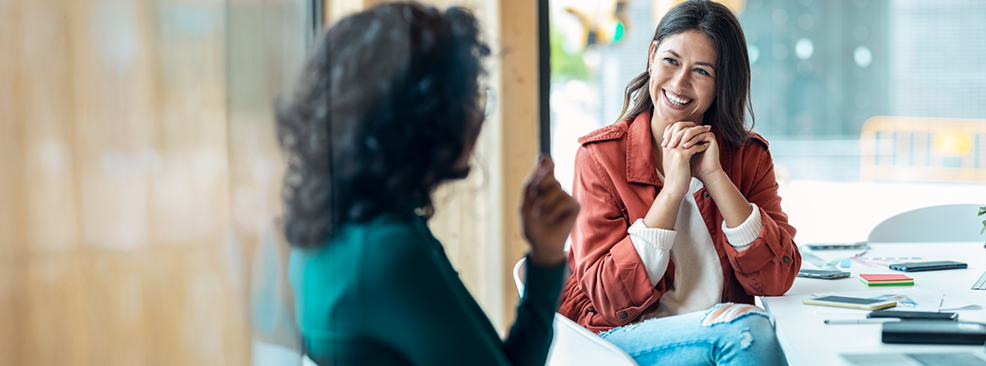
xmin=556 ymin=1 xmax=797 ymax=365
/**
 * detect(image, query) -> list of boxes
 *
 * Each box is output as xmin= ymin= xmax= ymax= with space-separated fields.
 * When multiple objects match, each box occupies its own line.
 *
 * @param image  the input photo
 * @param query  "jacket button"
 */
xmin=619 ymin=311 xmax=628 ymax=320
xmin=702 ymin=191 xmax=710 ymax=198
xmin=586 ymin=307 xmax=595 ymax=314
xmin=783 ymin=255 xmax=791 ymax=264
xmin=725 ymin=297 xmax=730 ymax=302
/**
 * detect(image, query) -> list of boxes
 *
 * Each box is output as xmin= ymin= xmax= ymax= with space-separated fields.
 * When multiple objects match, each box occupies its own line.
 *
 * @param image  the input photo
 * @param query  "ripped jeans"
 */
xmin=598 ymin=303 xmax=788 ymax=366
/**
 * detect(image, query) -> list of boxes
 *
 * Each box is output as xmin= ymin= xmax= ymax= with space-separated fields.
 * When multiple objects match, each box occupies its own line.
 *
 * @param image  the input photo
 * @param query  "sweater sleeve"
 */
xmin=503 ymin=255 xmax=566 ymax=366
xmin=359 ymin=223 xmax=563 ymax=366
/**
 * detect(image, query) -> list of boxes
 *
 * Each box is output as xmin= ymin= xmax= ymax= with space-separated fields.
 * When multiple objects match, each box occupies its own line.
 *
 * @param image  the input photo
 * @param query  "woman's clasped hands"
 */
xmin=660 ymin=121 xmax=722 ymax=190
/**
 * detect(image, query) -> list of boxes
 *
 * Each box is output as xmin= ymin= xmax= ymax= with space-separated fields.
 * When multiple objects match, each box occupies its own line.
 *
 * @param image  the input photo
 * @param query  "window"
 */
xmin=549 ymin=0 xmax=986 ymax=243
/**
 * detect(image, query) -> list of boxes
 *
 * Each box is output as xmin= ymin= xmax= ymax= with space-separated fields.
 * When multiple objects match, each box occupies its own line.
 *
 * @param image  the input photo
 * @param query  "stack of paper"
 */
xmin=860 ymin=274 xmax=914 ymax=287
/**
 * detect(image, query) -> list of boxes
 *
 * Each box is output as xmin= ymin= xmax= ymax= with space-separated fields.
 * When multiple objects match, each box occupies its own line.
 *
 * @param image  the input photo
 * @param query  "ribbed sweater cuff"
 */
xmin=721 ymin=203 xmax=762 ymax=252
xmin=628 ymin=219 xmax=674 ymax=286
xmin=522 ymin=254 xmax=566 ymax=308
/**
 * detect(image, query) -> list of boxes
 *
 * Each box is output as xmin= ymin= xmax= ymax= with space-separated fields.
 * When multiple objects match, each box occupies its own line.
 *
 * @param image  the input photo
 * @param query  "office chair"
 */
xmin=866 ymin=204 xmax=986 ymax=243
xmin=512 ymin=257 xmax=639 ymax=366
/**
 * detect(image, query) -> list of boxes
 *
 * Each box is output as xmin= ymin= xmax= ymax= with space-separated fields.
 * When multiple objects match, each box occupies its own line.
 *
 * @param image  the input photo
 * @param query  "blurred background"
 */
xmin=1 ymin=0 xmax=311 ymax=364
xmin=547 ymin=0 xmax=986 ymax=244
xmin=1 ymin=0 xmax=984 ymax=365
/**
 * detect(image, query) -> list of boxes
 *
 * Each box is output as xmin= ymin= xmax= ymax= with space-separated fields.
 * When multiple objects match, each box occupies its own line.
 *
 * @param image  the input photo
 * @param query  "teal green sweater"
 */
xmin=289 ymin=212 xmax=565 ymax=366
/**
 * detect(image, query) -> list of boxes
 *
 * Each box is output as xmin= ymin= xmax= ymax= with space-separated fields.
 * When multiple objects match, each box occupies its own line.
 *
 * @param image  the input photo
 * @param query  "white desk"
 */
xmin=760 ymin=242 xmax=986 ymax=366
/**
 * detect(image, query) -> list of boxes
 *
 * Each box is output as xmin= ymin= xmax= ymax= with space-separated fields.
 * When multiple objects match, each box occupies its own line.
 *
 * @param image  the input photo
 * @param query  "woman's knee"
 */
xmin=702 ymin=304 xmax=777 ymax=345
xmin=701 ymin=303 xmax=769 ymax=327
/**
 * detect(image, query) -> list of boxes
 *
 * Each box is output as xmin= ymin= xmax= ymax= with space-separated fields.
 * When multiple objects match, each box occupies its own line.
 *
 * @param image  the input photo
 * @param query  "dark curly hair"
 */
xmin=276 ymin=2 xmax=491 ymax=248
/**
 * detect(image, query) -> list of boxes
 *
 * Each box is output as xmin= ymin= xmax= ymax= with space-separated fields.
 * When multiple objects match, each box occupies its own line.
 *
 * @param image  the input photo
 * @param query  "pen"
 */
xmin=824 ymin=318 xmax=902 ymax=325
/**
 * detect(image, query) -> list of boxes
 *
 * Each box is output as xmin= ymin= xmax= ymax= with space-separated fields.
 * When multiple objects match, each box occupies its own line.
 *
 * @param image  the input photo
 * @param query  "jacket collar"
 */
xmin=626 ymin=111 xmax=663 ymax=186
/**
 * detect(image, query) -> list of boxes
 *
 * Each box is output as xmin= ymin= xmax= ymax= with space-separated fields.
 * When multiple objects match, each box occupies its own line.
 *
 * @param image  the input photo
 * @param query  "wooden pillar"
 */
xmin=497 ymin=0 xmax=539 ymax=333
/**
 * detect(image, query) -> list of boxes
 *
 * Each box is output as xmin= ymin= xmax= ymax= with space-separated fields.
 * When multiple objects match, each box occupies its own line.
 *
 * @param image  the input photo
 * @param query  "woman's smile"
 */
xmin=662 ymin=89 xmax=693 ymax=110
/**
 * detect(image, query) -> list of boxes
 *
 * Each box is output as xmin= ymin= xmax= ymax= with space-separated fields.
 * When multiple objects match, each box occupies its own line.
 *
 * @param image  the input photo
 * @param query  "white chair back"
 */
xmin=867 ymin=204 xmax=986 ymax=243
xmin=513 ymin=257 xmax=638 ymax=366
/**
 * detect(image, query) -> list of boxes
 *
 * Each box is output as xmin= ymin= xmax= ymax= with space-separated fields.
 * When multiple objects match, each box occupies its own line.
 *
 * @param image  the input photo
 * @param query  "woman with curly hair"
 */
xmin=277 ymin=3 xmax=579 ymax=365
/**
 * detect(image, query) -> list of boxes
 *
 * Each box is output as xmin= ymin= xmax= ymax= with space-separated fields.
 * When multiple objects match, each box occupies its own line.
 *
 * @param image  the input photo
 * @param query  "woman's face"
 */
xmin=648 ymin=29 xmax=717 ymax=125
xmin=451 ymin=87 xmax=491 ymax=174
xmin=451 ymin=111 xmax=482 ymax=173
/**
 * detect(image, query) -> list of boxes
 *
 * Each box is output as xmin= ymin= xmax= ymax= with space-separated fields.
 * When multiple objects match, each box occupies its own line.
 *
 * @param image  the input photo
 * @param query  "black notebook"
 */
xmin=882 ymin=321 xmax=986 ymax=345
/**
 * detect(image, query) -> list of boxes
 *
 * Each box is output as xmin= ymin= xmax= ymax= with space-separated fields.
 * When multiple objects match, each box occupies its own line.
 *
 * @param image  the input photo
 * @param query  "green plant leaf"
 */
xmin=979 ymin=205 xmax=986 ymax=216
xmin=982 ymin=219 xmax=986 ymax=235
xmin=549 ymin=22 xmax=590 ymax=82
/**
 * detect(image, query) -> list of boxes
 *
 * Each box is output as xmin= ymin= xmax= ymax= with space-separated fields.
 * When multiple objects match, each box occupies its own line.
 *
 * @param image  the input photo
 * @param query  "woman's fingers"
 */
xmin=663 ymin=123 xmax=683 ymax=147
xmin=536 ymin=168 xmax=562 ymax=194
xmin=666 ymin=128 xmax=685 ymax=148
xmin=523 ymin=155 xmax=569 ymax=219
xmin=520 ymin=155 xmax=577 ymax=266
xmin=664 ymin=122 xmax=708 ymax=148
xmin=681 ymin=126 xmax=713 ymax=148
xmin=667 ymin=126 xmax=695 ymax=149
xmin=539 ymin=189 xmax=575 ymax=222
xmin=687 ymin=140 xmax=710 ymax=155
xmin=521 ymin=155 xmax=552 ymax=214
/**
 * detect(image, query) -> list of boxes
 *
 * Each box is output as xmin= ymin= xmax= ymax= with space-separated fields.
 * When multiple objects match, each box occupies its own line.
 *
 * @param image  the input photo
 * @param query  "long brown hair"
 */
xmin=616 ymin=0 xmax=753 ymax=147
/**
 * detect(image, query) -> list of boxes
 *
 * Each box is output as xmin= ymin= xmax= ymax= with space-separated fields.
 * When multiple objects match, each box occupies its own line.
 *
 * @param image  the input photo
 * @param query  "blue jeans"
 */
xmin=598 ymin=304 xmax=788 ymax=366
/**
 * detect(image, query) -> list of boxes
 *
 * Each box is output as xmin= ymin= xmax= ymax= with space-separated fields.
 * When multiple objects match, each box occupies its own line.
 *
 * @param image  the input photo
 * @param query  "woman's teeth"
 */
xmin=665 ymin=90 xmax=691 ymax=105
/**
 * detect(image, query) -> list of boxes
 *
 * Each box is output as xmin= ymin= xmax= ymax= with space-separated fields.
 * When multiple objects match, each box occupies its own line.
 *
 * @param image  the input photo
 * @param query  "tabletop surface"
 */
xmin=760 ymin=241 xmax=986 ymax=366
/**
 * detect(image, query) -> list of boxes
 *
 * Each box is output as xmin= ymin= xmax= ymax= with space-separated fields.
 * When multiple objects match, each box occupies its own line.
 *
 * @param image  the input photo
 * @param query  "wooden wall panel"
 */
xmin=1 ymin=0 xmax=302 ymax=364
xmin=69 ymin=0 xmax=157 ymax=251
xmin=150 ymin=1 xmax=229 ymax=248
xmin=0 ymin=0 xmax=26 ymax=363
xmin=20 ymin=0 xmax=79 ymax=253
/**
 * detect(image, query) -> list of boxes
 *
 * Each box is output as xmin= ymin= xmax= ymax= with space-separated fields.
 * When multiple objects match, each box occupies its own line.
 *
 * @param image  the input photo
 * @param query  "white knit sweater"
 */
xmin=628 ymin=173 xmax=762 ymax=319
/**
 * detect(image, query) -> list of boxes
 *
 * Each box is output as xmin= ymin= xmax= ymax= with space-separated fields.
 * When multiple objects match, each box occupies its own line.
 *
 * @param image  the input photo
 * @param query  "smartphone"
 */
xmin=804 ymin=242 xmax=868 ymax=251
xmin=868 ymin=310 xmax=958 ymax=321
xmin=888 ymin=260 xmax=967 ymax=272
xmin=798 ymin=269 xmax=851 ymax=279
xmin=802 ymin=295 xmax=897 ymax=310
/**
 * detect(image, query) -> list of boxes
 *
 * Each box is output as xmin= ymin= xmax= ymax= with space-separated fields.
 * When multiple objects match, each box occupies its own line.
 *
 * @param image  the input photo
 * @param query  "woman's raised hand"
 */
xmin=521 ymin=155 xmax=580 ymax=266
xmin=660 ymin=122 xmax=712 ymax=197
xmin=688 ymin=130 xmax=721 ymax=182
xmin=662 ymin=121 xmax=722 ymax=183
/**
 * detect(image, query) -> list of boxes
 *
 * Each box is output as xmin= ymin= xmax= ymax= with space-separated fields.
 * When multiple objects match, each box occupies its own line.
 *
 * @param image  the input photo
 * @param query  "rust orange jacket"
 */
xmin=558 ymin=111 xmax=801 ymax=333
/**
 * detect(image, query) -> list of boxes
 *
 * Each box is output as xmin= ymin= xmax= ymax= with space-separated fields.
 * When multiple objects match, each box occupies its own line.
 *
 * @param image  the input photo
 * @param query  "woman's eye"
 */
xmin=664 ymin=58 xmax=678 ymax=65
xmin=695 ymin=68 xmax=709 ymax=76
